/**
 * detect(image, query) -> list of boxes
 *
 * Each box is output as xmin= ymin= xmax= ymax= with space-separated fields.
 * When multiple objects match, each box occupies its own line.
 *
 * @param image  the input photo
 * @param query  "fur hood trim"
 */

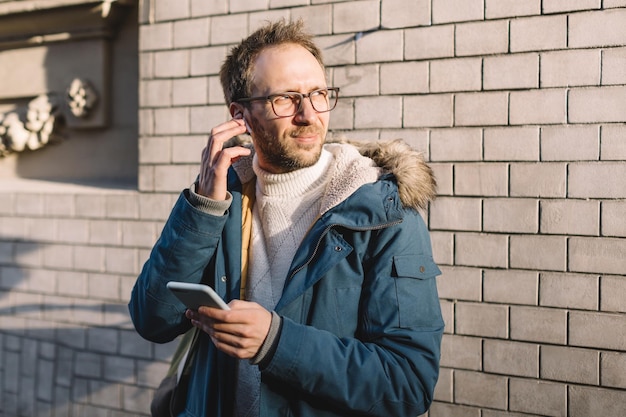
xmin=229 ymin=136 xmax=437 ymax=211
xmin=341 ymin=138 xmax=437 ymax=210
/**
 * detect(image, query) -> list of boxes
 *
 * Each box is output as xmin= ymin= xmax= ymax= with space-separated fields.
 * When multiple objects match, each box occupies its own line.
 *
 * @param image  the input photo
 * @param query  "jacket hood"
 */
xmin=229 ymin=135 xmax=437 ymax=211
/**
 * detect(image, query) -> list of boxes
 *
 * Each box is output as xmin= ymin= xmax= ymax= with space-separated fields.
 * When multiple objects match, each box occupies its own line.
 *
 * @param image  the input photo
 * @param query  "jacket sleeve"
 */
xmin=128 ymin=190 xmax=230 ymax=343
xmin=261 ymin=211 xmax=444 ymax=417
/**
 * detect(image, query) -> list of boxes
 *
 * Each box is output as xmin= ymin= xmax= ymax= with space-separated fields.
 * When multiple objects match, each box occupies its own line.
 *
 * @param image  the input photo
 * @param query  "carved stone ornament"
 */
xmin=67 ymin=78 xmax=98 ymax=118
xmin=0 ymin=94 xmax=63 ymax=157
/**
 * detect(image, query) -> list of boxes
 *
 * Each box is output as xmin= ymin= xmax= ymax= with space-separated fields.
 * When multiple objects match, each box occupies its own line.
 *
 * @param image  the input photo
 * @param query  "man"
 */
xmin=129 ymin=19 xmax=443 ymax=417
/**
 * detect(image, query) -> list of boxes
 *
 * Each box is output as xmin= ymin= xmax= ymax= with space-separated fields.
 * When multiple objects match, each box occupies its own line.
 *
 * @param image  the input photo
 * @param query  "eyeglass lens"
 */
xmin=270 ymin=89 xmax=338 ymax=117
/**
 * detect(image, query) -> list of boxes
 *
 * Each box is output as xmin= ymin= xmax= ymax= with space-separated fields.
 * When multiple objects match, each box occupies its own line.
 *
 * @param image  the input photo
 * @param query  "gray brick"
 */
xmin=382 ymin=0 xmax=430 ymax=28
xmin=601 ymin=46 xmax=626 ymax=85
xmin=140 ymin=79 xmax=172 ymax=108
xmin=484 ymin=340 xmax=538 ymax=377
xmin=173 ymin=77 xmax=209 ymax=106
xmin=432 ymin=0 xmax=484 ymax=23
xmin=541 ymin=49 xmax=601 ymax=88
xmin=601 ymin=275 xmax=626 ymax=313
xmin=430 ymin=128 xmax=481 ymax=161
xmin=429 ymin=402 xmax=480 ymax=417
xmin=543 ymin=0 xmax=600 ymax=13
xmin=569 ymin=386 xmax=626 ymax=417
xmin=485 ymin=0 xmax=541 ymax=19
xmin=540 ymin=199 xmax=600 ymax=236
xmin=433 ymin=368 xmax=453 ymax=402
xmin=569 ymin=8 xmax=626 ymax=48
xmin=455 ymin=92 xmax=508 ymax=127
xmin=510 ymin=15 xmax=567 ymax=52
xmin=484 ymin=198 xmax=538 ymax=233
xmin=355 ymin=96 xmax=402 ymax=128
xmin=291 ymin=5 xmax=332 ymax=36
xmin=510 ymin=235 xmax=567 ymax=271
xmin=569 ymin=236 xmax=626 ymax=275
xmin=138 ymin=193 xmax=175 ymax=221
xmin=315 ymin=34 xmax=355 ymax=66
xmin=75 ymin=352 xmax=102 ymax=378
xmin=455 ymin=232 xmax=508 ymax=268
xmin=571 ymin=162 xmax=626 ymax=199
xmin=510 ymin=89 xmax=566 ymax=125
xmin=541 ymin=125 xmax=599 ymax=161
xmin=439 ymin=299 xmax=454 ymax=334
xmin=454 ymin=163 xmax=509 ymax=197
xmin=139 ymin=23 xmax=172 ymax=51
xmin=138 ymin=359 xmax=168 ymax=388
xmin=154 ymin=165 xmax=194 ymax=193
xmin=600 ymin=352 xmax=626 ymax=388
xmin=430 ymin=58 xmax=482 ymax=93
xmin=510 ymin=162 xmax=567 ymax=198
xmin=155 ymin=107 xmax=190 ymax=135
xmin=456 ymin=20 xmax=508 ymax=56
xmin=104 ymin=355 xmax=135 ymax=384
xmin=190 ymin=0 xmax=227 ymax=16
xmin=456 ymin=302 xmax=508 ymax=338
xmin=404 ymin=94 xmax=453 ymax=128
xmin=57 ymin=271 xmax=88 ymax=297
xmin=139 ymin=136 xmax=172 ymax=164
xmin=106 ymin=195 xmax=139 ymax=220
xmin=356 ymin=29 xmax=403 ymax=63
xmin=569 ymin=310 xmax=626 ymax=350
xmin=44 ymin=194 xmax=75 ymax=217
xmin=431 ymin=231 xmax=453 ymax=265
xmin=483 ymin=269 xmax=538 ymax=305
xmin=569 ymin=86 xmax=626 ymax=123
xmin=540 ymin=272 xmax=598 ymax=310
xmin=509 ymin=378 xmax=566 ymax=417
xmin=333 ymin=1 xmax=380 ymax=33
xmin=484 ymin=126 xmax=540 ymax=161
xmin=483 ymin=53 xmax=539 ymax=91
xmin=380 ymin=61 xmax=428 ymax=95
xmin=16 ymin=194 xmax=44 ymax=216
xmin=454 ymin=370 xmax=507 ymax=410
xmin=209 ymin=14 xmax=248 ymax=45
xmin=89 ymin=220 xmax=122 ymax=245
xmin=429 ymin=163 xmax=453 ymax=196
xmin=88 ymin=273 xmax=121 ymax=301
xmin=190 ymin=46 xmax=227 ymax=76
xmin=334 ymin=64 xmax=378 ymax=97
xmin=430 ymin=197 xmax=481 ymax=231
xmin=155 ymin=0 xmax=190 ymax=22
xmin=74 ymin=246 xmax=105 ymax=272
xmin=405 ymin=25 xmax=455 ymax=60
xmin=541 ymin=345 xmax=598 ymax=385
xmin=174 ymin=18 xmax=209 ymax=48
xmin=436 ymin=266 xmax=481 ymax=301
xmin=601 ymin=124 xmax=626 ymax=160
xmin=154 ymin=50 xmax=189 ymax=78
xmin=510 ymin=306 xmax=567 ymax=344
xmin=190 ymin=105 xmax=229 ymax=134
xmin=440 ymin=334 xmax=481 ymax=370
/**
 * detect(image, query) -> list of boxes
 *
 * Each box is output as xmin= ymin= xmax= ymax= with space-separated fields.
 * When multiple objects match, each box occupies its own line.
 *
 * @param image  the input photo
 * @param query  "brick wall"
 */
xmin=1 ymin=0 xmax=625 ymax=416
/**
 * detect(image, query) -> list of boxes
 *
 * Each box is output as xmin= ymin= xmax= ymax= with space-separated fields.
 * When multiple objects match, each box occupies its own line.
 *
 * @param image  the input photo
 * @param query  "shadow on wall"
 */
xmin=1 ymin=3 xmax=139 ymax=187
xmin=0 ymin=239 xmax=175 ymax=416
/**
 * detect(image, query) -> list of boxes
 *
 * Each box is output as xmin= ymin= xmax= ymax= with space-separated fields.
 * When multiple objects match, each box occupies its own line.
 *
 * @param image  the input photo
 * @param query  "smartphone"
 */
xmin=166 ymin=281 xmax=230 ymax=310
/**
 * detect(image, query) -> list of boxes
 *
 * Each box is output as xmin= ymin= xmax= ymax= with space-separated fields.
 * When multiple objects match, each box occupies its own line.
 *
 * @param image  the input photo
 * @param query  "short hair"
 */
xmin=219 ymin=19 xmax=325 ymax=105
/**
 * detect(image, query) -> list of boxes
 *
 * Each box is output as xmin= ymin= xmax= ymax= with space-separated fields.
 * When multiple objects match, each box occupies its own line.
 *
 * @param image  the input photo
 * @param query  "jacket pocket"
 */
xmin=392 ymin=254 xmax=443 ymax=328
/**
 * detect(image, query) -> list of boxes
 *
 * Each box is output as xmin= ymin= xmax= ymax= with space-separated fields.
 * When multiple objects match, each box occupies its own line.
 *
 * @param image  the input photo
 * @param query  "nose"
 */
xmin=293 ymin=95 xmax=317 ymax=124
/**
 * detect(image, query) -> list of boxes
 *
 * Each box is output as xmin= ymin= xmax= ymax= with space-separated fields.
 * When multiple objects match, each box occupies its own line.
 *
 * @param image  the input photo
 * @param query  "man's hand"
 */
xmin=186 ymin=300 xmax=272 ymax=359
xmin=197 ymin=118 xmax=251 ymax=200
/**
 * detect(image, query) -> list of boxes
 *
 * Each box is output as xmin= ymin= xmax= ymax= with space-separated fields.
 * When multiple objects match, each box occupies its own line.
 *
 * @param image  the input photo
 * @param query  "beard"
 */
xmin=249 ymin=114 xmax=325 ymax=173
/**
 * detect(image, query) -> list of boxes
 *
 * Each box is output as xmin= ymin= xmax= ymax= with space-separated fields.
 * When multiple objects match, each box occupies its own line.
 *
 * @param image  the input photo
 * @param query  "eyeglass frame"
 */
xmin=235 ymin=87 xmax=340 ymax=118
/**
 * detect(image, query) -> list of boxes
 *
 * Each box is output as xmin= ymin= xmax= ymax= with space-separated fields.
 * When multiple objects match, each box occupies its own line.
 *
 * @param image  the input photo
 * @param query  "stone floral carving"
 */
xmin=0 ymin=94 xmax=62 ymax=157
xmin=67 ymin=78 xmax=98 ymax=118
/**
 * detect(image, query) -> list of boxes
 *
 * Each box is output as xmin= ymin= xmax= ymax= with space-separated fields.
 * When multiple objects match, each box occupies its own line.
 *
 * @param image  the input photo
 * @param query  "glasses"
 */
xmin=236 ymin=87 xmax=340 ymax=118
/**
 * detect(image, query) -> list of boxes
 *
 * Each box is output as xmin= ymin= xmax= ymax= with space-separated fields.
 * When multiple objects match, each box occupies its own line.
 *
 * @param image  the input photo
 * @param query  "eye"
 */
xmin=273 ymin=93 xmax=297 ymax=105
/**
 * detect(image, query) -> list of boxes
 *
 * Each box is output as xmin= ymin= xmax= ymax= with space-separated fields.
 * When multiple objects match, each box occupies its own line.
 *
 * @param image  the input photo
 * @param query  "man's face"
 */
xmin=242 ymin=43 xmax=330 ymax=174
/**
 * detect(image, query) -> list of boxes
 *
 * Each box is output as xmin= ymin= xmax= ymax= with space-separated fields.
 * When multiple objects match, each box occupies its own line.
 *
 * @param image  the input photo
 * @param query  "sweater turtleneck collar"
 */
xmin=252 ymin=149 xmax=333 ymax=198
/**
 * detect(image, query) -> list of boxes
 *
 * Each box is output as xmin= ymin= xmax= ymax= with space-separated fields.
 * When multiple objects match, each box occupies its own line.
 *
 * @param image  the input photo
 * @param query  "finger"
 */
xmin=206 ymin=119 xmax=247 ymax=167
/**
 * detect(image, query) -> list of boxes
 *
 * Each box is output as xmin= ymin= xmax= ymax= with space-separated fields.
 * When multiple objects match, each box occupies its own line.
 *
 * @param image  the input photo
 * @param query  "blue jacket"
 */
xmin=129 ymin=140 xmax=444 ymax=417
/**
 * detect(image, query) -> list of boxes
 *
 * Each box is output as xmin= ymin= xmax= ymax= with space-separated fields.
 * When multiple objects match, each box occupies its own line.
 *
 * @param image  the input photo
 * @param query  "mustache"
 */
xmin=289 ymin=126 xmax=321 ymax=137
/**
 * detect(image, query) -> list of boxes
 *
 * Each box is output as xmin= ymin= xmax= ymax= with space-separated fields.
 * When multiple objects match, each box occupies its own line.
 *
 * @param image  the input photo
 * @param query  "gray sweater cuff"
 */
xmin=250 ymin=311 xmax=281 ymax=365
xmin=187 ymin=182 xmax=232 ymax=215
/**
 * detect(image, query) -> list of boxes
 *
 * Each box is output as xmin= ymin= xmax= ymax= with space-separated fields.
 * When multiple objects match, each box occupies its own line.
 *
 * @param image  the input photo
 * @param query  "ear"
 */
xmin=230 ymin=102 xmax=245 ymax=119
